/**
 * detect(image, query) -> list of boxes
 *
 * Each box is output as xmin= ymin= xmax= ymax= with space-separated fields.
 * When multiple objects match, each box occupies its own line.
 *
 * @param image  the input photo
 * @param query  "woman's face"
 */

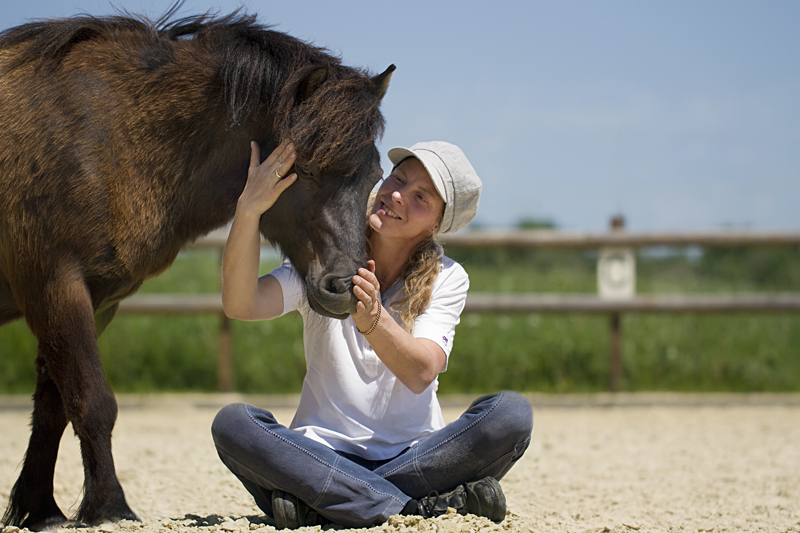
xmin=369 ymin=158 xmax=445 ymax=244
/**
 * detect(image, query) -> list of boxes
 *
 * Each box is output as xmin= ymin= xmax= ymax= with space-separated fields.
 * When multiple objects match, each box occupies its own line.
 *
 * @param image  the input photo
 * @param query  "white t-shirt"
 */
xmin=269 ymin=256 xmax=469 ymax=460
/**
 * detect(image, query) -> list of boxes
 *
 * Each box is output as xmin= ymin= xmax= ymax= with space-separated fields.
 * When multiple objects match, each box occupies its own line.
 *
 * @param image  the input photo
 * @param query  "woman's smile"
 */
xmin=379 ymin=202 xmax=401 ymax=219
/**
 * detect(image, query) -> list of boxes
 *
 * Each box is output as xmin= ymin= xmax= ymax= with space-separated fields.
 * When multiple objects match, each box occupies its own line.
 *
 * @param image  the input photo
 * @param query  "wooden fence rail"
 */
xmin=190 ymin=227 xmax=800 ymax=249
xmin=120 ymin=227 xmax=800 ymax=391
xmin=119 ymin=292 xmax=800 ymax=315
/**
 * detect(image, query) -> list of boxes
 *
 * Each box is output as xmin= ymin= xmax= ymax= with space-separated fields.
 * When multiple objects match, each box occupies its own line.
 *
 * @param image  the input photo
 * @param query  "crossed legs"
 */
xmin=212 ymin=391 xmax=533 ymax=528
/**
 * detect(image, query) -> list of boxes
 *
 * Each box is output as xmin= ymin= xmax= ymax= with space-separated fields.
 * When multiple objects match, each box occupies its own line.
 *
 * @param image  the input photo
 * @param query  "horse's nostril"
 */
xmin=325 ymin=274 xmax=353 ymax=296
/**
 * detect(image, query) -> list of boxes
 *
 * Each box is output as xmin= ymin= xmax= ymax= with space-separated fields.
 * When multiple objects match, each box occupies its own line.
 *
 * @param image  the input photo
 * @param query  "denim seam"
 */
xmin=408 ymin=445 xmax=429 ymax=495
xmin=241 ymin=404 xmax=406 ymax=507
xmin=381 ymin=391 xmax=506 ymax=478
xmin=311 ymin=454 xmax=338 ymax=509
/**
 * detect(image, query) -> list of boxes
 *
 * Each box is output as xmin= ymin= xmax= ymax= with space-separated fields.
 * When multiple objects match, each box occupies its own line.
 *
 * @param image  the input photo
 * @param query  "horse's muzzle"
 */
xmin=306 ymin=272 xmax=358 ymax=319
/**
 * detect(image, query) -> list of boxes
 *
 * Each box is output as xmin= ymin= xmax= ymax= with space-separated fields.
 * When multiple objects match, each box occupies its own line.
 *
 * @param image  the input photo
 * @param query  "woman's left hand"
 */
xmin=352 ymin=260 xmax=381 ymax=331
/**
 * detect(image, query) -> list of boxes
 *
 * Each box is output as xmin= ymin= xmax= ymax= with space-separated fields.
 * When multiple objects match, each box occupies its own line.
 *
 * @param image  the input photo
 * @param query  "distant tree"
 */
xmin=516 ymin=218 xmax=557 ymax=230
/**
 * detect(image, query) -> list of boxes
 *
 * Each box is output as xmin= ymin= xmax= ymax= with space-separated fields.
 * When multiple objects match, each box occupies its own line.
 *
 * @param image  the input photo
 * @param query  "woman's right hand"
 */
xmin=223 ymin=141 xmax=295 ymax=321
xmin=236 ymin=140 xmax=297 ymax=218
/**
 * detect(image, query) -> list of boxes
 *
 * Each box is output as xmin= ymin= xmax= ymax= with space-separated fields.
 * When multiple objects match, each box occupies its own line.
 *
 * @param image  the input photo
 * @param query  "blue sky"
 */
xmin=3 ymin=1 xmax=799 ymax=231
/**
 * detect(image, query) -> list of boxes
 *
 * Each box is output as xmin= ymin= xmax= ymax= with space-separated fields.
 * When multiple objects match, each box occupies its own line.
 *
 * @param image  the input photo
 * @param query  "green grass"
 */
xmin=2 ymin=246 xmax=799 ymax=394
xmin=437 ymin=312 xmax=800 ymax=394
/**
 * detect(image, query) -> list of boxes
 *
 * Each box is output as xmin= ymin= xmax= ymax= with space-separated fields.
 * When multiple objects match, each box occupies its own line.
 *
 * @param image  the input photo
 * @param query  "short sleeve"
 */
xmin=267 ymin=259 xmax=305 ymax=316
xmin=412 ymin=257 xmax=469 ymax=372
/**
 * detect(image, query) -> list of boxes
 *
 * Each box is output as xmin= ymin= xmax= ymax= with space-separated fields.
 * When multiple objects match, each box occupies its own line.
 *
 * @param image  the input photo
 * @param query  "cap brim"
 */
xmin=387 ymin=147 xmax=414 ymax=167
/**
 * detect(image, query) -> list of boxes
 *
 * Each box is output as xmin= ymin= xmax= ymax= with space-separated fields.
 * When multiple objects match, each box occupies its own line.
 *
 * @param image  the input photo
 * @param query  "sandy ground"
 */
xmin=2 ymin=393 xmax=800 ymax=533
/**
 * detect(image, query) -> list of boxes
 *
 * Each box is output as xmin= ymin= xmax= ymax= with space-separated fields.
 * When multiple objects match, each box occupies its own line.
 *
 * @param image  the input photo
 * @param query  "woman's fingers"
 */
xmin=249 ymin=141 xmax=261 ymax=169
xmin=352 ymin=260 xmax=381 ymax=313
xmin=352 ymin=283 xmax=368 ymax=300
xmin=249 ymin=141 xmax=297 ymax=185
xmin=354 ymin=274 xmax=375 ymax=296
xmin=250 ymin=140 xmax=296 ymax=174
xmin=351 ymin=269 xmax=381 ymax=327
xmin=268 ymin=145 xmax=296 ymax=179
xmin=357 ymin=265 xmax=380 ymax=292
xmin=263 ymin=140 xmax=294 ymax=168
xmin=352 ymin=283 xmax=374 ymax=313
xmin=240 ymin=141 xmax=297 ymax=216
xmin=273 ymin=171 xmax=297 ymax=195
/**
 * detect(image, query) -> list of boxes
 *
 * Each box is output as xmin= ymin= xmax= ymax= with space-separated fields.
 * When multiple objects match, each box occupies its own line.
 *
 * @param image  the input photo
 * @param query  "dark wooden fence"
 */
xmin=119 ymin=227 xmax=800 ymax=392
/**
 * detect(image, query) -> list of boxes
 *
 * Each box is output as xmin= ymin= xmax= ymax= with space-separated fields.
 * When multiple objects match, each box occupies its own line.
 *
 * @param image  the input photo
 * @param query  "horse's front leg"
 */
xmin=73 ymin=380 xmax=138 ymax=525
xmin=25 ymin=267 xmax=138 ymax=526
xmin=3 ymin=361 xmax=69 ymax=530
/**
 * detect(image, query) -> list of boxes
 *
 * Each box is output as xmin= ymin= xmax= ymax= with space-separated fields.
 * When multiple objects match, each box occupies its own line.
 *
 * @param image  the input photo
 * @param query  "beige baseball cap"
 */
xmin=387 ymin=141 xmax=482 ymax=233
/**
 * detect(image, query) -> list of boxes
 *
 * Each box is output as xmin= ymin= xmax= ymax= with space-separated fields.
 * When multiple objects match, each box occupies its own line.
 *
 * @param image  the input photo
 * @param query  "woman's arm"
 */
xmin=351 ymin=262 xmax=448 ymax=394
xmin=222 ymin=141 xmax=296 ymax=321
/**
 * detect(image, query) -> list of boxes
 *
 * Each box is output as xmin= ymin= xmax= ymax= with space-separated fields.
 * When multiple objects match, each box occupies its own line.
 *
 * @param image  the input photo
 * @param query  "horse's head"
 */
xmin=259 ymin=64 xmax=395 ymax=319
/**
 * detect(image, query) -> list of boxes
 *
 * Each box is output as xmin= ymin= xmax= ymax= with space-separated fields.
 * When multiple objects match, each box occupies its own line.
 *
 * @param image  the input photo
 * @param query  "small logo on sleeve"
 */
xmin=442 ymin=335 xmax=449 ymax=345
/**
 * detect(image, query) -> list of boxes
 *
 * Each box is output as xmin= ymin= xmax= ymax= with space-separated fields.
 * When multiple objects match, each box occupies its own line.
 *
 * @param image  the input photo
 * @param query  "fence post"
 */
xmin=609 ymin=310 xmax=622 ymax=392
xmin=218 ymin=313 xmax=233 ymax=392
xmin=216 ymin=245 xmax=234 ymax=392
xmin=607 ymin=215 xmax=627 ymax=392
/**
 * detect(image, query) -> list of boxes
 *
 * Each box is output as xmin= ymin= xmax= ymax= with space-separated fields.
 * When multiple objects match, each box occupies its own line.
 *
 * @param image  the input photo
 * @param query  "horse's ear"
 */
xmin=299 ymin=67 xmax=328 ymax=102
xmin=371 ymin=64 xmax=396 ymax=100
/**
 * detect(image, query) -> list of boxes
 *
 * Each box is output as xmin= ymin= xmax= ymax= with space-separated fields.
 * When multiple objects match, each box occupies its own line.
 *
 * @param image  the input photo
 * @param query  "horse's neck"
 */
xmin=169 ymin=133 xmax=264 ymax=246
xmin=143 ymin=37 xmax=295 ymax=246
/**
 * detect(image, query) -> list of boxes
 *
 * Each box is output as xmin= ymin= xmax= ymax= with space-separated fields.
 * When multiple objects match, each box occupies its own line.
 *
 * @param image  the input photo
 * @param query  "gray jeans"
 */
xmin=211 ymin=391 xmax=533 ymax=528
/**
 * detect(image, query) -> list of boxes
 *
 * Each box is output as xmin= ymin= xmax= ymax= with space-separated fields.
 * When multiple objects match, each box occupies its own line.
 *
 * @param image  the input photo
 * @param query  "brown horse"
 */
xmin=0 ymin=5 xmax=394 ymax=530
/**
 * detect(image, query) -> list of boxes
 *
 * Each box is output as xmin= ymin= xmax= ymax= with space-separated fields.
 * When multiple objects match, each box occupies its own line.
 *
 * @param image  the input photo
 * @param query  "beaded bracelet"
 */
xmin=357 ymin=303 xmax=381 ymax=335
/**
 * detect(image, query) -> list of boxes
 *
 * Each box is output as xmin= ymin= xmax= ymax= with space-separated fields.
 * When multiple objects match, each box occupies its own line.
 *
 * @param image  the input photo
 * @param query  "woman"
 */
xmin=212 ymin=140 xmax=533 ymax=529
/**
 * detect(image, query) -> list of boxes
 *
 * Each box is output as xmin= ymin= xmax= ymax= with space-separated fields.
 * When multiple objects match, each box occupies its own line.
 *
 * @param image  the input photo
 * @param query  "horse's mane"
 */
xmin=0 ymin=11 xmax=157 ymax=66
xmin=276 ymin=68 xmax=386 ymax=177
xmin=0 ymin=4 xmax=384 ymax=176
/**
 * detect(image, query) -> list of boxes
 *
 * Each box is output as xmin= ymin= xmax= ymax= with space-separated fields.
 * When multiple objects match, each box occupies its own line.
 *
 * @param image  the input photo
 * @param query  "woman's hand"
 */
xmin=352 ymin=260 xmax=382 ymax=332
xmin=236 ymin=141 xmax=297 ymax=219
xmin=351 ymin=259 xmax=446 ymax=393
xmin=223 ymin=141 xmax=295 ymax=321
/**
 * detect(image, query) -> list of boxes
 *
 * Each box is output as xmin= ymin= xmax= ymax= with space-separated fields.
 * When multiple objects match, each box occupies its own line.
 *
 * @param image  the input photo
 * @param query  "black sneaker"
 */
xmin=417 ymin=476 xmax=506 ymax=522
xmin=271 ymin=490 xmax=325 ymax=529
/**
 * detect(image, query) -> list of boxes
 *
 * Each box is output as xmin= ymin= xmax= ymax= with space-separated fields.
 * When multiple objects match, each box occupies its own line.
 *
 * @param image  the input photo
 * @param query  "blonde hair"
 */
xmin=366 ymin=192 xmax=443 ymax=332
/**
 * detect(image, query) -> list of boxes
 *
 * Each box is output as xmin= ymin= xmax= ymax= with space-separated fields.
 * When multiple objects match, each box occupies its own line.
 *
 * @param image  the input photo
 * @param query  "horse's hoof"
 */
xmin=119 ymin=510 xmax=141 ymax=523
xmin=77 ymin=504 xmax=140 ymax=526
xmin=20 ymin=512 xmax=69 ymax=532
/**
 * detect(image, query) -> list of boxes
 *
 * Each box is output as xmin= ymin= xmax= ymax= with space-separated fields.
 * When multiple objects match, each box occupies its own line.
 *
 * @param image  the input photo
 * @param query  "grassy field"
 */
xmin=1 ymin=245 xmax=799 ymax=394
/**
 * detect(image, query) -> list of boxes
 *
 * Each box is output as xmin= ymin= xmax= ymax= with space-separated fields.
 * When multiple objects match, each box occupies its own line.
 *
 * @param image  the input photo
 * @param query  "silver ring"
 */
xmin=274 ymin=167 xmax=281 ymax=178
